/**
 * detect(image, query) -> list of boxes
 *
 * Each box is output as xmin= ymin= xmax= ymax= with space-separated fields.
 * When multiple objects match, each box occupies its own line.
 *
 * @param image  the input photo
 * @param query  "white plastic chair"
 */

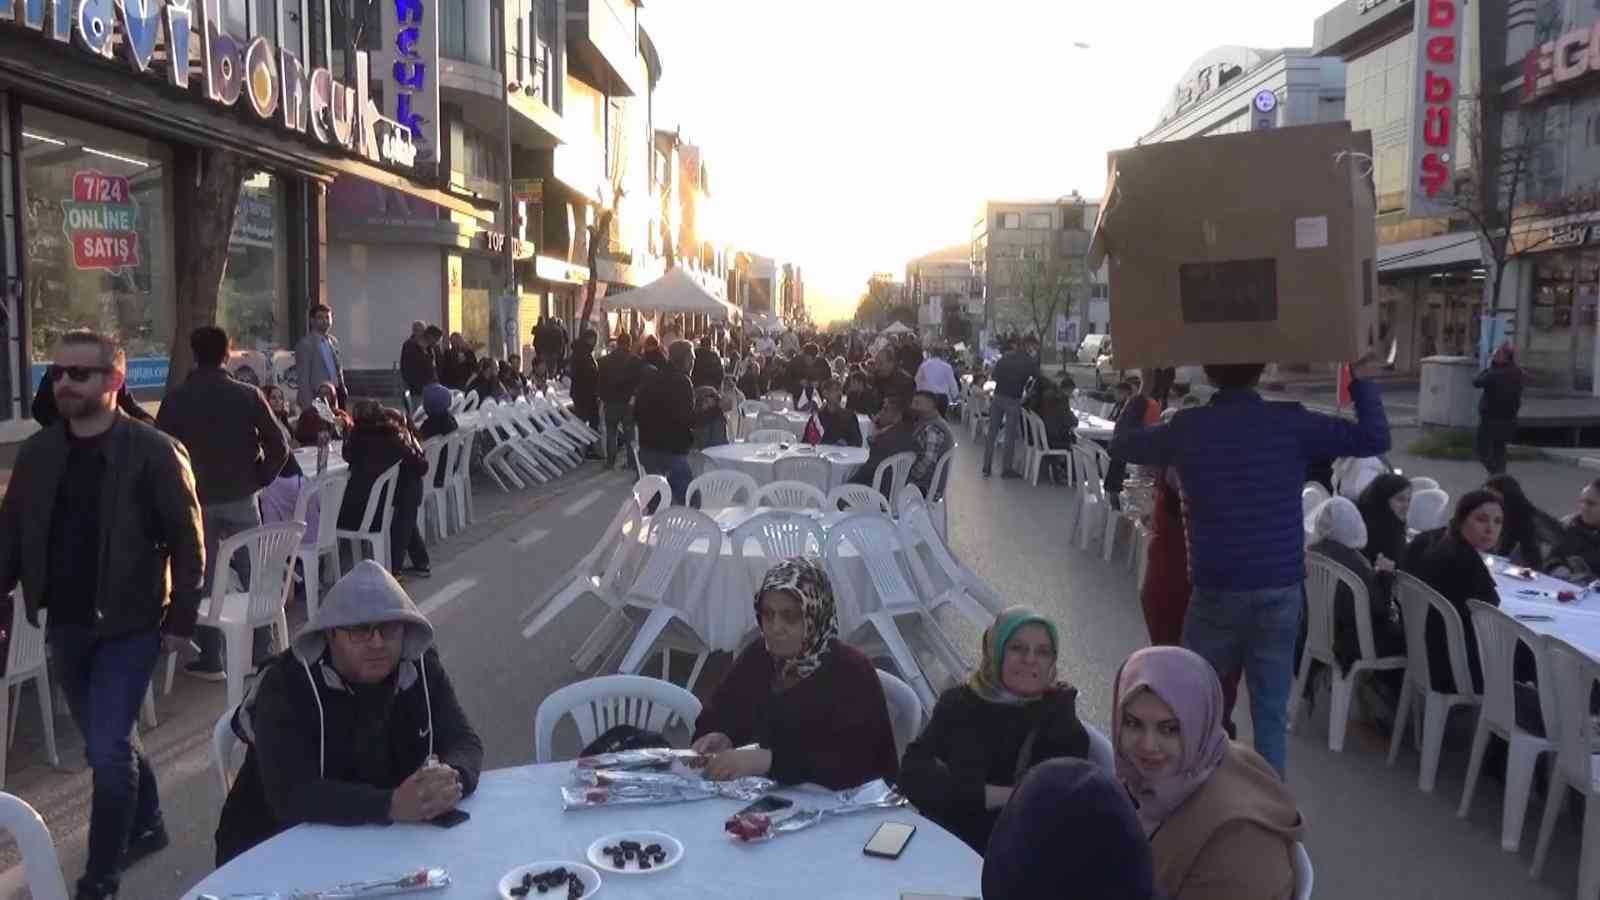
xmin=737 ymin=399 xmax=769 ymax=438
xmin=763 ymin=390 xmax=793 ymax=410
xmin=0 ymin=792 xmax=69 ymax=900
xmin=1529 ymin=635 xmax=1600 ymax=898
xmin=1407 ymin=488 xmax=1450 ymax=534
xmin=523 ymin=486 xmax=652 ymax=653
xmin=1457 ymin=601 xmax=1553 ymax=853
xmin=926 ymin=447 xmax=955 ymax=538
xmin=829 ymin=483 xmax=892 ymax=514
xmin=1387 ymin=572 xmax=1481 ymax=792
xmin=417 ymin=436 xmax=450 ymax=542
xmin=899 ymin=501 xmax=1002 ymax=625
xmin=1085 ymin=722 xmax=1115 ymax=773
xmin=613 ymin=508 xmax=724 ymax=692
xmin=1410 ymin=476 xmax=1441 ymax=492
xmin=444 ymin=428 xmax=477 ymax=533
xmin=1289 ymin=553 xmax=1407 ymax=752
xmin=754 ymin=480 xmax=828 ymax=511
xmin=686 ymin=470 xmax=758 ymax=511
xmin=1072 ymin=444 xmax=1112 ymax=553
xmin=746 ymin=428 xmax=794 ymax=446
xmin=1023 ymin=410 xmax=1071 ymax=486
xmin=1293 ymin=842 xmax=1314 ymax=900
xmin=211 ymin=706 xmax=243 ymax=807
xmin=757 ymin=412 xmax=794 ymax=434
xmin=532 ymin=675 xmax=702 ymax=764
xmin=774 ymin=455 xmax=833 ymax=492
xmin=461 ymin=391 xmax=481 ymax=413
xmin=967 ymin=389 xmax=990 ymax=440
xmin=294 ymin=470 xmax=350 ymax=621
xmin=0 ymin=593 xmax=57 ymax=788
xmin=825 ymin=513 xmax=970 ymax=711
xmin=895 ymin=483 xmax=926 ymax=519
xmin=336 ymin=463 xmax=400 ymax=573
xmin=876 ymin=669 xmax=924 ymax=759
xmin=196 ymin=522 xmax=305 ymax=707
xmin=869 ymin=451 xmax=916 ymax=511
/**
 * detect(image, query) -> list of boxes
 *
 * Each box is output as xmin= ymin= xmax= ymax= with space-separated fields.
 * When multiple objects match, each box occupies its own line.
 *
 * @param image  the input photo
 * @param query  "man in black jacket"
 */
xmin=872 ymin=347 xmax=915 ymax=412
xmin=157 ymin=326 xmax=290 ymax=679
xmin=983 ymin=336 xmax=1040 ymax=478
xmin=439 ymin=332 xmax=477 ymax=390
xmin=691 ymin=337 xmax=725 ymax=390
xmin=850 ymin=395 xmax=919 ymax=495
xmin=0 ymin=330 xmax=204 ymax=900
xmin=216 ymin=561 xmax=482 ymax=866
xmin=634 ymin=339 xmax=697 ymax=504
xmin=598 ymin=332 xmax=646 ymax=469
xmin=1474 ymin=342 xmax=1523 ymax=475
xmin=399 ymin=323 xmax=441 ymax=400
xmin=569 ymin=329 xmax=601 ymax=453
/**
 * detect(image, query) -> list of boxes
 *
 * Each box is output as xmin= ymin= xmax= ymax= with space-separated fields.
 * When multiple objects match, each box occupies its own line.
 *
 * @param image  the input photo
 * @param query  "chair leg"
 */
xmin=1457 ymin=720 xmax=1493 ymax=820
xmin=1577 ymin=795 xmax=1600 ymax=900
xmin=1417 ymin=695 xmax=1450 ymax=792
xmin=1530 ymin=778 xmax=1567 ymax=878
xmin=1498 ymin=740 xmax=1543 ymax=853
xmin=522 ymin=580 xmax=589 ymax=640
xmin=7 ymin=685 xmax=18 ymax=749
xmin=0 ymin=683 xmax=10 ymax=790
xmin=164 ymin=651 xmax=178 ymax=696
xmin=303 ymin=552 xmax=322 ymax=620
xmin=1327 ymin=672 xmax=1355 ymax=753
xmin=1387 ymin=683 xmax=1413 ymax=767
xmin=864 ymin=613 xmax=938 ymax=710
xmin=685 ymin=652 xmax=708 ymax=695
xmin=570 ymin=608 xmax=629 ymax=671
xmin=1101 ymin=513 xmax=1119 ymax=563
xmin=1286 ymin=651 xmax=1313 ymax=735
xmin=223 ymin=624 xmax=248 ymax=709
xmin=140 ymin=685 xmax=158 ymax=730
xmin=34 ymin=674 xmax=58 ymax=768
xmin=618 ymin=607 xmax=680 ymax=676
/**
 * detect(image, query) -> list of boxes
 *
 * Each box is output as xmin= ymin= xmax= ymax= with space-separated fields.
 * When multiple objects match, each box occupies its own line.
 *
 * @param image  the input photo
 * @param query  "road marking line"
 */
xmin=562 ymin=488 xmax=604 ymax=517
xmin=418 ymin=578 xmax=476 ymax=616
xmin=515 ymin=527 xmax=550 ymax=548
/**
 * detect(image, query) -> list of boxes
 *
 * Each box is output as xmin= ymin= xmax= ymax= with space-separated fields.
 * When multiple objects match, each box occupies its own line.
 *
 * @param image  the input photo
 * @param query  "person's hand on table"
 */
xmin=703 ymin=747 xmax=772 ymax=781
xmin=390 ymin=763 xmax=463 ymax=822
xmin=692 ymin=732 xmax=733 ymax=755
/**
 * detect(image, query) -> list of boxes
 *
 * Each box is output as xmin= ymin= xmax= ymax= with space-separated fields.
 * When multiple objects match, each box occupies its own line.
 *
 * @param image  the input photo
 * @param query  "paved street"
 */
xmin=0 ymin=424 xmax=1593 ymax=898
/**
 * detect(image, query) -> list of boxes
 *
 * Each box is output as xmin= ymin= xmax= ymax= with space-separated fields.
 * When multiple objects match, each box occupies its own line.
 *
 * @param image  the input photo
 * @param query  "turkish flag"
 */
xmin=1337 ymin=363 xmax=1353 ymax=407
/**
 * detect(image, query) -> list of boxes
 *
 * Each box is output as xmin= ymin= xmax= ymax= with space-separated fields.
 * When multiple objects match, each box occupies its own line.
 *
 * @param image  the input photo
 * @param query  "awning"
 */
xmin=881 ymin=321 xmax=915 ymax=336
xmin=1377 ymin=233 xmax=1482 ymax=273
xmin=600 ymin=267 xmax=741 ymax=321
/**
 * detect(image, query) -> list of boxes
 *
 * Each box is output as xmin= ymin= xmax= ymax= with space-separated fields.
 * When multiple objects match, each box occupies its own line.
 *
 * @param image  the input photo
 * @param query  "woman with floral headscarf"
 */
xmin=1115 ymin=646 xmax=1302 ymax=900
xmin=691 ymin=558 xmax=898 ymax=789
xmin=898 ymin=606 xmax=1089 ymax=852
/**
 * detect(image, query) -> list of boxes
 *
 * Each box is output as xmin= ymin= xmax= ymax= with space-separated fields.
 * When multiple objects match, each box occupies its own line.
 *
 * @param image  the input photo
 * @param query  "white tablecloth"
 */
xmin=700 ymin=444 xmax=868 ymax=491
xmin=1075 ymin=413 xmax=1115 ymax=441
xmin=1489 ymin=557 xmax=1600 ymax=662
xmin=740 ymin=410 xmax=873 ymax=443
xmin=183 ymin=764 xmax=981 ymax=900
xmin=631 ymin=508 xmax=907 ymax=652
xmin=293 ymin=442 xmax=348 ymax=476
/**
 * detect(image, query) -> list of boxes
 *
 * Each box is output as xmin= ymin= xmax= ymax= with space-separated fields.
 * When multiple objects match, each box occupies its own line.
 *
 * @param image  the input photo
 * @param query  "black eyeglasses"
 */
xmin=48 ymin=365 xmax=112 ymax=382
xmin=335 ymin=622 xmax=405 ymax=642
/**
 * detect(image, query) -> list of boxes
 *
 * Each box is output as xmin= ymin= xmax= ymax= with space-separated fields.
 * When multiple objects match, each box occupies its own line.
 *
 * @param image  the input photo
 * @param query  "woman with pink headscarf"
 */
xmin=1114 ymin=646 xmax=1304 ymax=900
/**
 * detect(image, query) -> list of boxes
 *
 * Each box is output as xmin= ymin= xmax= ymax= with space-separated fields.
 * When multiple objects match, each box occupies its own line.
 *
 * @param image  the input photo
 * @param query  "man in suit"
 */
xmin=295 ymin=304 xmax=347 ymax=412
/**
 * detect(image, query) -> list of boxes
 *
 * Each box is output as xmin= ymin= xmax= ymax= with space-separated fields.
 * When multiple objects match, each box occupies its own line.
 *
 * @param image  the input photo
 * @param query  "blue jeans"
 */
xmin=638 ymin=449 xmax=692 ymax=506
xmin=983 ymin=394 xmax=1023 ymax=473
xmin=1182 ymin=583 xmax=1304 ymax=777
xmin=49 ymin=625 xmax=163 ymax=891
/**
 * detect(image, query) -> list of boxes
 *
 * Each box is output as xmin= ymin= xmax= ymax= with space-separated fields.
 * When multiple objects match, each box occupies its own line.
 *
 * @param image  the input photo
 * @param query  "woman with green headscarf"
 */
xmin=898 ymin=606 xmax=1090 ymax=853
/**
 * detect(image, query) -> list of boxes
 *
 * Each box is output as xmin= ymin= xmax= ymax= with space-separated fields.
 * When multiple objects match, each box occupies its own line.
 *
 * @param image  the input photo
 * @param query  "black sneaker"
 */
xmin=183 ymin=661 xmax=226 ymax=682
xmin=75 ymin=877 xmax=117 ymax=900
xmin=124 ymin=820 xmax=169 ymax=868
xmin=981 ymin=467 xmax=992 ymax=477
xmin=407 ymin=566 xmax=432 ymax=579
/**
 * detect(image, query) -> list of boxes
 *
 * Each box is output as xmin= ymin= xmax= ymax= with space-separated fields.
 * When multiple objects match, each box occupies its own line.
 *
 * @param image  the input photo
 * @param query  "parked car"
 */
xmin=1077 ymin=333 xmax=1111 ymax=364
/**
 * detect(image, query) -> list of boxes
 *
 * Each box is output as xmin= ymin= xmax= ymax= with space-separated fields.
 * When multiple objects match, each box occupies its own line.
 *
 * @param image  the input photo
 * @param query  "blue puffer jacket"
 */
xmin=1112 ymin=380 xmax=1390 ymax=591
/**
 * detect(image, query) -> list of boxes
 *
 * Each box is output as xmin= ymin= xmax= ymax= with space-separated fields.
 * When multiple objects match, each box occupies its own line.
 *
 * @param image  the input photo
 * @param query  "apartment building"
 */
xmin=906 ymin=245 xmax=976 ymax=339
xmin=970 ymin=197 xmax=1095 ymax=341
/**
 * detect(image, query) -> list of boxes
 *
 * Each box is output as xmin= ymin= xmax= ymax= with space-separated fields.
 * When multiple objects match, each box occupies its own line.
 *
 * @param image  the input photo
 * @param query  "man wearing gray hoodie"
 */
xmin=214 ymin=562 xmax=483 ymax=865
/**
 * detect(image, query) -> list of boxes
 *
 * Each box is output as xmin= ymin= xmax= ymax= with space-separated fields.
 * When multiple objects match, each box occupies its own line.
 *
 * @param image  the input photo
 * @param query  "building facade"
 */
xmin=905 ymin=244 xmax=975 ymax=340
xmin=0 ymin=0 xmax=471 ymax=441
xmin=970 ymin=196 xmax=1094 ymax=346
xmin=1140 ymin=46 xmax=1348 ymax=143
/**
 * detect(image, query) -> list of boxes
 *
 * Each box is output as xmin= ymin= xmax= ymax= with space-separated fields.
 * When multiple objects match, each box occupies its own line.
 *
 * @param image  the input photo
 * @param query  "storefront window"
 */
xmin=20 ymin=107 xmax=172 ymax=390
xmin=219 ymin=171 xmax=288 ymax=360
xmin=1529 ymin=253 xmax=1579 ymax=387
xmin=460 ymin=255 xmax=497 ymax=354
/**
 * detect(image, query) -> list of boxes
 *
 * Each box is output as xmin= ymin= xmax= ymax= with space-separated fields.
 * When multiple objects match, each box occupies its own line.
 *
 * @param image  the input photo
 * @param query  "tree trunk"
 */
xmin=166 ymin=146 xmax=248 ymax=391
xmin=578 ymin=208 xmax=615 ymax=334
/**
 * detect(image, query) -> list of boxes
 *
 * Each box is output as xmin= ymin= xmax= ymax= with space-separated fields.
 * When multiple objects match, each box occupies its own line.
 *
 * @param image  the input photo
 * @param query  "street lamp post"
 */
xmin=493 ymin=0 xmax=518 ymax=361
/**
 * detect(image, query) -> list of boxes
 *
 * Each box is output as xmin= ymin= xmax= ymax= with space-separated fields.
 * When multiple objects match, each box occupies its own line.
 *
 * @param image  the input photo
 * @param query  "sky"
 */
xmin=643 ymin=0 xmax=1341 ymax=324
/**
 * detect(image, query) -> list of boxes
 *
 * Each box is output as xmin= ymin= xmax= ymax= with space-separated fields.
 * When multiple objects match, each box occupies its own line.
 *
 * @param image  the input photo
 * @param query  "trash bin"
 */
xmin=1418 ymin=355 xmax=1479 ymax=428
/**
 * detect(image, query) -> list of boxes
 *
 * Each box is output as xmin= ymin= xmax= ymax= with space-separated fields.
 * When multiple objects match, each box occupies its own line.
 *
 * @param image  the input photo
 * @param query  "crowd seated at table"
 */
xmin=215 ymin=562 xmax=483 ymax=865
xmin=897 ymin=607 xmax=1089 ymax=852
xmin=814 ymin=378 xmax=862 ymax=447
xmin=689 ymin=558 xmax=899 ymax=789
xmin=1306 ymin=497 xmax=1405 ymax=697
xmin=849 ymin=396 xmax=917 ymax=490
xmin=338 ymin=401 xmax=432 ymax=578
xmin=1401 ymin=489 xmax=1505 ymax=694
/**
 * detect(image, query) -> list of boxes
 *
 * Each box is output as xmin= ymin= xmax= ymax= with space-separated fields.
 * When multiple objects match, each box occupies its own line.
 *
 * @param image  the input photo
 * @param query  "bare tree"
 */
xmin=1016 ymin=256 xmax=1084 ymax=359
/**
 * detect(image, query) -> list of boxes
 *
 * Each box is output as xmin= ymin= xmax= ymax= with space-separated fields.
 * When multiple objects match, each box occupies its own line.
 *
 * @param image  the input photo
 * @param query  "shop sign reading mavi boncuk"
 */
xmin=0 ymin=0 xmax=419 ymax=171
xmin=1409 ymin=0 xmax=1462 ymax=217
xmin=64 ymin=170 xmax=139 ymax=271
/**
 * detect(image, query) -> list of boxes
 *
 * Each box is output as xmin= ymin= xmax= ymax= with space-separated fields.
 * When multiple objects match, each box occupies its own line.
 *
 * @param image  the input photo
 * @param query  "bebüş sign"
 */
xmin=1409 ymin=0 xmax=1461 ymax=216
xmin=0 ymin=0 xmax=419 ymax=170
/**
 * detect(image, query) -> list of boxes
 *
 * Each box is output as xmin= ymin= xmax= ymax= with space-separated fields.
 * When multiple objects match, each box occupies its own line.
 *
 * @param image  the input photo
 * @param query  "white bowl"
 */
xmin=586 ymin=830 xmax=684 ymax=875
xmin=497 ymin=861 xmax=601 ymax=899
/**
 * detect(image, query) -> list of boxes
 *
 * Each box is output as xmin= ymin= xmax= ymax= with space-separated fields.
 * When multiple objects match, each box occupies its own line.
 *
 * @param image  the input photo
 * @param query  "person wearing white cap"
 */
xmin=1305 ymin=497 xmax=1405 ymax=709
xmin=214 ymin=562 xmax=482 ymax=865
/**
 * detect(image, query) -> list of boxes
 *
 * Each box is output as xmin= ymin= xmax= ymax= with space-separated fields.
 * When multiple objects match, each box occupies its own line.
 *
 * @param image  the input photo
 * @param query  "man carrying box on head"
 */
xmin=1111 ymin=359 xmax=1389 ymax=777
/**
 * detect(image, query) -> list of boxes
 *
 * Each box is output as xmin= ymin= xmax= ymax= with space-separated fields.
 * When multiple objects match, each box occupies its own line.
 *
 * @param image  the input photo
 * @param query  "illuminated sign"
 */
xmin=0 ymin=0 xmax=418 ymax=170
xmin=63 ymin=170 xmax=139 ymax=270
xmin=1522 ymin=21 xmax=1600 ymax=102
xmin=1409 ymin=0 xmax=1461 ymax=215
xmin=384 ymin=0 xmax=439 ymax=164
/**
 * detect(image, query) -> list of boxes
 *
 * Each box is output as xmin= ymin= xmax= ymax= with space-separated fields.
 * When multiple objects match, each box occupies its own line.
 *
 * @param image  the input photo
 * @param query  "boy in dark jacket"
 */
xmin=215 ymin=562 xmax=483 ymax=865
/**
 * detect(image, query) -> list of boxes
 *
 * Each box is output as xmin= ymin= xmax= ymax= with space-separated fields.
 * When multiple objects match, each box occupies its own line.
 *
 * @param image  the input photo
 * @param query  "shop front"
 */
xmin=0 ymin=2 xmax=485 ymax=441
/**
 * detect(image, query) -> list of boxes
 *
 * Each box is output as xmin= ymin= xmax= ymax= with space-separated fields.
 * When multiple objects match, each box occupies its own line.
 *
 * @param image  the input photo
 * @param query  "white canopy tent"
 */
xmin=880 ymin=320 xmax=915 ymax=336
xmin=600 ymin=267 xmax=742 ymax=321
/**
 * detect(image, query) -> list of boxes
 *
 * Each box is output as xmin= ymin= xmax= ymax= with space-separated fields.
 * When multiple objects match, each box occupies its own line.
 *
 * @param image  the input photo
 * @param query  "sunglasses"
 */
xmin=48 ymin=365 xmax=113 ymax=382
xmin=335 ymin=622 xmax=405 ymax=642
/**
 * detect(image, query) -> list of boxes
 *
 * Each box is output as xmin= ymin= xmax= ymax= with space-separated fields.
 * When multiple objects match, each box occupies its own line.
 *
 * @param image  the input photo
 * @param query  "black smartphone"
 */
xmin=863 ymin=821 xmax=916 ymax=859
xmin=430 ymin=808 xmax=470 ymax=828
xmin=735 ymin=795 xmax=794 ymax=817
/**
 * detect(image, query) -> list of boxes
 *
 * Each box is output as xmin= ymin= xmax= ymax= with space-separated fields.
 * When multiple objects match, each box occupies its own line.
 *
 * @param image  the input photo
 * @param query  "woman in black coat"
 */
xmin=338 ymin=404 xmax=431 ymax=576
xmin=1356 ymin=474 xmax=1412 ymax=568
xmin=569 ymin=330 xmax=600 ymax=436
xmin=1306 ymin=497 xmax=1405 ymax=677
xmin=1401 ymin=490 xmax=1504 ymax=694
xmin=897 ymin=607 xmax=1088 ymax=853
xmin=1484 ymin=474 xmax=1562 ymax=572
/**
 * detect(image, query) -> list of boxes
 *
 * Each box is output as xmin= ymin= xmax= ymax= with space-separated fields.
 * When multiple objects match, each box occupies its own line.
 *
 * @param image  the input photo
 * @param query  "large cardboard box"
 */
xmin=1087 ymin=122 xmax=1379 ymax=369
